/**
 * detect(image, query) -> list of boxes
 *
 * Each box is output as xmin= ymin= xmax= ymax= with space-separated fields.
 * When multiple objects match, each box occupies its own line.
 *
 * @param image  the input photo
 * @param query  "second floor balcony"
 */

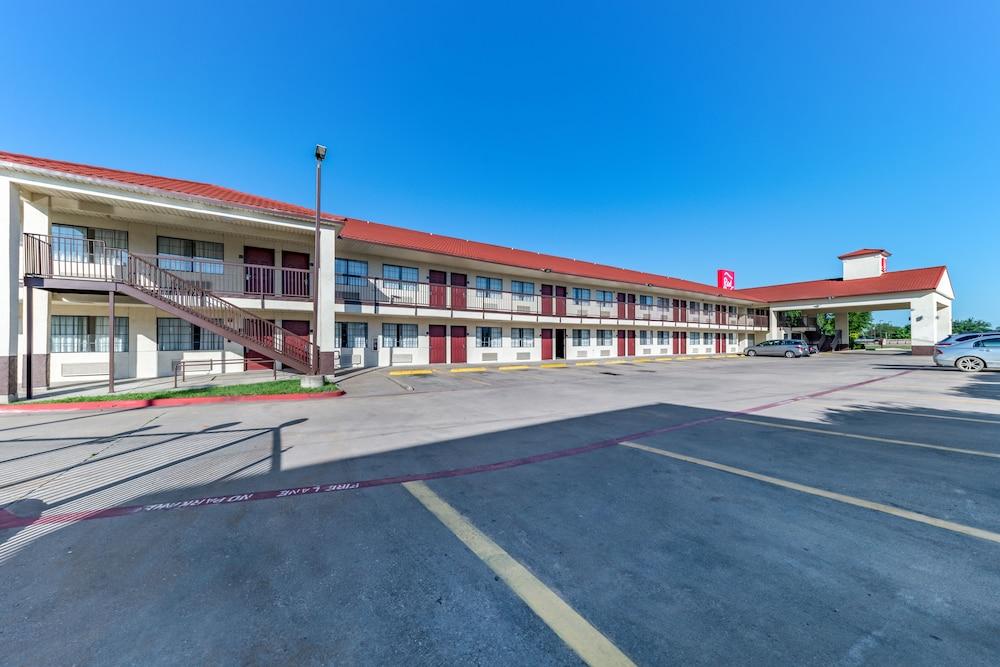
xmin=23 ymin=234 xmax=313 ymax=301
xmin=336 ymin=276 xmax=769 ymax=328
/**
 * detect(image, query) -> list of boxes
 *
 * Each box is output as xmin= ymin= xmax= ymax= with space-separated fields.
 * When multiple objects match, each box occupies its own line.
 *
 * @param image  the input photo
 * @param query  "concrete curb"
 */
xmin=0 ymin=389 xmax=346 ymax=413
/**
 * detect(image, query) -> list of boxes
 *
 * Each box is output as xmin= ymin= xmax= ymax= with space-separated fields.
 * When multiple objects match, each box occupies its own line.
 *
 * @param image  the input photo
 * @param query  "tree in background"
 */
xmin=952 ymin=318 xmax=994 ymax=334
xmin=865 ymin=321 xmax=911 ymax=339
xmin=817 ymin=312 xmax=873 ymax=342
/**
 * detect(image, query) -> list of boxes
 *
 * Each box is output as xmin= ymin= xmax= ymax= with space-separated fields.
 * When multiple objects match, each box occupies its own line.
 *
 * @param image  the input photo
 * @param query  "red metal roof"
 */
xmin=339 ymin=218 xmax=743 ymax=299
xmin=838 ymin=248 xmax=889 ymax=260
xmin=736 ymin=266 xmax=947 ymax=303
xmin=0 ymin=150 xmax=344 ymax=222
xmin=0 ymin=150 xmax=948 ymax=304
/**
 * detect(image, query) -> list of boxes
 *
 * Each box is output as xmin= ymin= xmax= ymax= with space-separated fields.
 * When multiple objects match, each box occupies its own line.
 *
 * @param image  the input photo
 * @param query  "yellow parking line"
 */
xmin=404 ymin=481 xmax=636 ymax=667
xmin=575 ymin=361 xmax=599 ymax=367
xmin=620 ymin=441 xmax=1000 ymax=545
xmin=498 ymin=365 xmax=533 ymax=371
xmin=388 ymin=369 xmax=433 ymax=376
xmin=541 ymin=363 xmax=568 ymax=369
xmin=728 ymin=417 xmax=1000 ymax=460
xmin=633 ymin=359 xmax=652 ymax=363
xmin=604 ymin=360 xmax=630 ymax=365
xmin=692 ymin=355 xmax=710 ymax=359
xmin=450 ymin=367 xmax=487 ymax=373
xmin=864 ymin=409 xmax=1000 ymax=425
xmin=655 ymin=357 xmax=673 ymax=361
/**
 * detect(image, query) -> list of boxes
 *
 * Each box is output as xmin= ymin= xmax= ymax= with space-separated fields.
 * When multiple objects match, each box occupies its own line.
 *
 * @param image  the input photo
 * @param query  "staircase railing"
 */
xmin=23 ymin=233 xmax=317 ymax=372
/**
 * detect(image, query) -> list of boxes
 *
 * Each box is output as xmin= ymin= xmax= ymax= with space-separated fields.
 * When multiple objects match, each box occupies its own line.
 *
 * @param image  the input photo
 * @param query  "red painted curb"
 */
xmin=0 ymin=389 xmax=346 ymax=413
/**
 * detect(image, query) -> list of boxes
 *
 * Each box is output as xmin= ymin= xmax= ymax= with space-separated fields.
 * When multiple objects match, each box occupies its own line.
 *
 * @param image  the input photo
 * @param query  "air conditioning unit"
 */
xmin=600 ymin=349 xmax=611 ymax=357
xmin=516 ymin=352 xmax=531 ymax=361
xmin=600 ymin=310 xmax=612 ymax=318
xmin=515 ymin=305 xmax=532 ymax=313
xmin=482 ymin=352 xmax=498 ymax=362
xmin=642 ymin=348 xmax=651 ymax=354
xmin=576 ymin=350 xmax=588 ymax=358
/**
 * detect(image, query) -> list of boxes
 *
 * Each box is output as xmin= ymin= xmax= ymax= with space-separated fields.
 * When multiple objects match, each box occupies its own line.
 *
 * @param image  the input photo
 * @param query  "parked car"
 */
xmin=786 ymin=338 xmax=819 ymax=357
xmin=935 ymin=331 xmax=1000 ymax=348
xmin=745 ymin=340 xmax=806 ymax=358
xmin=933 ymin=335 xmax=1000 ymax=372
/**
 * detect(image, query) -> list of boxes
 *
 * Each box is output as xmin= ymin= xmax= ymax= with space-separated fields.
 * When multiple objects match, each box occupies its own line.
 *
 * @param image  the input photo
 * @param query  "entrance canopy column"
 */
xmin=22 ymin=194 xmax=50 ymax=391
xmin=910 ymin=293 xmax=946 ymax=355
xmin=835 ymin=312 xmax=850 ymax=351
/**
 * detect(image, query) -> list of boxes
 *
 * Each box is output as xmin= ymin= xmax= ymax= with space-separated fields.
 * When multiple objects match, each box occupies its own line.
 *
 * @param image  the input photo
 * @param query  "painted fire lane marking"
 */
xmin=620 ymin=441 xmax=1000 ymax=545
xmin=0 ymin=371 xmax=912 ymax=531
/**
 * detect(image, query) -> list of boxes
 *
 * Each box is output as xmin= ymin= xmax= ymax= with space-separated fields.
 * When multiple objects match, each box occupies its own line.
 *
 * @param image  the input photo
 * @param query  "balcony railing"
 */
xmin=131 ymin=254 xmax=311 ymax=300
xmin=336 ymin=277 xmax=770 ymax=327
xmin=20 ymin=237 xmax=312 ymax=300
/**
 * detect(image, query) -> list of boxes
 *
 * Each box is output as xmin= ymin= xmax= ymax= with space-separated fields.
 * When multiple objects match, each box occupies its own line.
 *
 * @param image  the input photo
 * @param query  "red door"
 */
xmin=679 ymin=300 xmax=687 ymax=322
xmin=715 ymin=304 xmax=723 ymax=325
xmin=617 ymin=329 xmax=626 ymax=356
xmin=541 ymin=328 xmax=553 ymax=360
xmin=244 ymin=246 xmax=275 ymax=295
xmin=627 ymin=330 xmax=636 ymax=356
xmin=626 ymin=294 xmax=636 ymax=319
xmin=555 ymin=286 xmax=567 ymax=316
xmin=280 ymin=251 xmax=309 ymax=297
xmin=716 ymin=333 xmax=726 ymax=353
xmin=450 ymin=325 xmax=467 ymax=363
xmin=541 ymin=285 xmax=553 ymax=315
xmin=245 ymin=318 xmax=275 ymax=370
xmin=672 ymin=331 xmax=681 ymax=354
xmin=450 ymin=273 xmax=467 ymax=310
xmin=281 ymin=319 xmax=311 ymax=364
xmin=429 ymin=270 xmax=447 ymax=308
xmin=617 ymin=293 xmax=626 ymax=319
xmin=681 ymin=332 xmax=688 ymax=354
xmin=429 ymin=324 xmax=447 ymax=363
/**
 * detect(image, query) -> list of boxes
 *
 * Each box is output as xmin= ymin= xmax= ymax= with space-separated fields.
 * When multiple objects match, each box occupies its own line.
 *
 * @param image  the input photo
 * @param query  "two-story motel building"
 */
xmin=0 ymin=151 xmax=954 ymax=401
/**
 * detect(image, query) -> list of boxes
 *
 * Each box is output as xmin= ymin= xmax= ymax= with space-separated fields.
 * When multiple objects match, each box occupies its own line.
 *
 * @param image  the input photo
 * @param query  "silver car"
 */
xmin=745 ymin=339 xmax=806 ymax=358
xmin=933 ymin=335 xmax=1000 ymax=372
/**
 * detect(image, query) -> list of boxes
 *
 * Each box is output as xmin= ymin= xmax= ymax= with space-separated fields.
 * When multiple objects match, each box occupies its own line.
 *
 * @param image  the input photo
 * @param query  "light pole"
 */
xmin=313 ymin=144 xmax=327 ymax=375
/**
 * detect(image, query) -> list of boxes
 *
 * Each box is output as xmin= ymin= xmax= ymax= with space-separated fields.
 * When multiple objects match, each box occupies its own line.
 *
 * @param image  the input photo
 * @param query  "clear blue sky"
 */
xmin=3 ymin=2 xmax=997 ymax=324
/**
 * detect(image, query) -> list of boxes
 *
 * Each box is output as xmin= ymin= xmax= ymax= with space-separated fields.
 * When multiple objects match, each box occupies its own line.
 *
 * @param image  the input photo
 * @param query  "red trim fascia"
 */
xmin=1 ymin=390 xmax=345 ymax=413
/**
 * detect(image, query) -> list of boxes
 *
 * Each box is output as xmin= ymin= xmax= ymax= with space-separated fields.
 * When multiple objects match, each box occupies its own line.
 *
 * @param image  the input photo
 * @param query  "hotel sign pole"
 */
xmin=312 ymin=145 xmax=327 ymax=375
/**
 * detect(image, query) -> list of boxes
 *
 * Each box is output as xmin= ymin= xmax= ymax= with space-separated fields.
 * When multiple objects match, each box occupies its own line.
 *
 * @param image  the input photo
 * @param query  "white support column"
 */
xmin=22 ymin=195 xmax=50 ymax=390
xmin=768 ymin=309 xmax=780 ymax=339
xmin=0 ymin=179 xmax=21 ymax=401
xmin=316 ymin=225 xmax=337 ymax=378
xmin=835 ymin=312 xmax=850 ymax=351
xmin=910 ymin=294 xmax=940 ymax=356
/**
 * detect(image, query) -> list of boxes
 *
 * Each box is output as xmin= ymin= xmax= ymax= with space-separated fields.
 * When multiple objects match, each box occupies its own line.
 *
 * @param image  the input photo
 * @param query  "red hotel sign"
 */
xmin=717 ymin=269 xmax=735 ymax=290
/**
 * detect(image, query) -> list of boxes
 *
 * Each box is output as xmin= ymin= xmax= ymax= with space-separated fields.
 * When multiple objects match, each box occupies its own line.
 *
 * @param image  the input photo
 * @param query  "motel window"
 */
xmin=596 ymin=290 xmax=614 ymax=303
xmin=511 ymin=281 xmax=535 ymax=299
xmin=156 ymin=318 xmax=223 ymax=351
xmin=728 ymin=333 xmax=736 ymax=344
xmin=382 ymin=323 xmax=418 ymax=348
xmin=597 ymin=329 xmax=614 ymax=346
xmin=51 ymin=315 xmax=128 ymax=353
xmin=688 ymin=332 xmax=701 ymax=346
xmin=476 ymin=326 xmax=502 ymax=348
xmin=51 ymin=224 xmax=128 ymax=262
xmin=572 ymin=288 xmax=591 ymax=305
xmin=657 ymin=331 xmax=670 ymax=345
xmin=572 ymin=329 xmax=590 ymax=346
xmin=511 ymin=328 xmax=534 ymax=348
xmin=337 ymin=322 xmax=368 ymax=348
xmin=382 ymin=264 xmax=418 ymax=286
xmin=639 ymin=330 xmax=652 ymax=345
xmin=156 ymin=236 xmax=224 ymax=274
xmin=639 ymin=295 xmax=653 ymax=307
xmin=476 ymin=276 xmax=502 ymax=298
xmin=335 ymin=259 xmax=369 ymax=288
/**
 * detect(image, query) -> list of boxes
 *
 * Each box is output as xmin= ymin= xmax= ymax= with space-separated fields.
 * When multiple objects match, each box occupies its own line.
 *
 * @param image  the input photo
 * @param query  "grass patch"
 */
xmin=38 ymin=379 xmax=339 ymax=403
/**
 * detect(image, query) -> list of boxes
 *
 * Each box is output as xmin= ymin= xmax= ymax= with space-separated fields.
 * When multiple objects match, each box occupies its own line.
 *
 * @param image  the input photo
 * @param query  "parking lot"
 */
xmin=2 ymin=353 xmax=999 ymax=665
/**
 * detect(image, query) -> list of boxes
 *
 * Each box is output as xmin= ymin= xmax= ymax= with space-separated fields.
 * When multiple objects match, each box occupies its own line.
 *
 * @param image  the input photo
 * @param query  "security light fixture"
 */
xmin=315 ymin=144 xmax=327 ymax=161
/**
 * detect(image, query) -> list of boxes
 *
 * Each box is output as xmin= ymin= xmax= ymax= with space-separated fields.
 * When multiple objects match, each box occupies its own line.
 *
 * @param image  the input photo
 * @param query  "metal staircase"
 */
xmin=23 ymin=233 xmax=316 ymax=374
